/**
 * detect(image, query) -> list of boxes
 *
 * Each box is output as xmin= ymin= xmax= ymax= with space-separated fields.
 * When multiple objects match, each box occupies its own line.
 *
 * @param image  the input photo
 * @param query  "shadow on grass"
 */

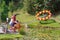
xmin=39 ymin=19 xmax=56 ymax=24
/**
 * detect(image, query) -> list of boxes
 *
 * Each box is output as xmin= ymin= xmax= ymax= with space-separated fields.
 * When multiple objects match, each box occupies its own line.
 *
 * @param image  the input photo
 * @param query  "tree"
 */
xmin=0 ymin=1 xmax=9 ymax=22
xmin=27 ymin=0 xmax=60 ymax=15
xmin=0 ymin=0 xmax=6 ymax=22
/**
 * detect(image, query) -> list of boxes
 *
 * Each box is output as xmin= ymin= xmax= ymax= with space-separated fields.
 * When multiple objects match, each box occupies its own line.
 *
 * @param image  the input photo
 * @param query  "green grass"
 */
xmin=8 ymin=10 xmax=39 ymax=25
xmin=40 ymin=22 xmax=60 ymax=27
xmin=17 ymin=27 xmax=60 ymax=40
xmin=8 ymin=10 xmax=60 ymax=27
xmin=6 ymin=9 xmax=60 ymax=40
xmin=0 ymin=34 xmax=22 ymax=39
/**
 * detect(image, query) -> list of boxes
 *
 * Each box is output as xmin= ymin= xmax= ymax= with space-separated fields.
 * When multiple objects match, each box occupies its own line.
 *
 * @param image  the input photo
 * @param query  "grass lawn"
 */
xmin=8 ymin=10 xmax=60 ymax=27
xmin=15 ymin=26 xmax=60 ymax=40
xmin=6 ymin=10 xmax=60 ymax=40
xmin=0 ymin=34 xmax=22 ymax=39
xmin=40 ymin=22 xmax=60 ymax=27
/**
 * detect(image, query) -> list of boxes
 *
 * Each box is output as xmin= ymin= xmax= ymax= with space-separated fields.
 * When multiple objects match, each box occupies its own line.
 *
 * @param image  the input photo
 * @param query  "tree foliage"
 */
xmin=0 ymin=0 xmax=60 ymax=22
xmin=0 ymin=0 xmax=24 ymax=22
xmin=28 ymin=0 xmax=60 ymax=15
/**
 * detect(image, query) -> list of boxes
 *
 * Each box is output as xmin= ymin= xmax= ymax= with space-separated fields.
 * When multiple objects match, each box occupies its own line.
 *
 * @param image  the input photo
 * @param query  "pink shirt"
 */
xmin=11 ymin=15 xmax=16 ymax=21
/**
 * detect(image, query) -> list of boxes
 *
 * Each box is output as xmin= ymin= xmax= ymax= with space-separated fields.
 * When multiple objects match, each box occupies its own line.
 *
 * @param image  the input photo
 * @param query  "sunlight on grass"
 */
xmin=0 ymin=34 xmax=22 ymax=39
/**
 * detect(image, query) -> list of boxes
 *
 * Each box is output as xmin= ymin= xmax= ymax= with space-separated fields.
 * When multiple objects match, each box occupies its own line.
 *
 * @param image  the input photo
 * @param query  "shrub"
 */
xmin=40 ymin=19 xmax=56 ymax=24
xmin=19 ymin=29 xmax=26 ymax=35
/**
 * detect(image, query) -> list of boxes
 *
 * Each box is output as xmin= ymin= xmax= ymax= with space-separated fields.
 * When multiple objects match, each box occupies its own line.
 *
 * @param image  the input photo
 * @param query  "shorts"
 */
xmin=9 ymin=21 xmax=15 ymax=27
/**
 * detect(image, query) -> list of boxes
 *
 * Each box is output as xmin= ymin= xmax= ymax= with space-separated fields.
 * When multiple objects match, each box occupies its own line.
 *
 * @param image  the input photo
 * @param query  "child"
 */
xmin=9 ymin=14 xmax=17 ymax=27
